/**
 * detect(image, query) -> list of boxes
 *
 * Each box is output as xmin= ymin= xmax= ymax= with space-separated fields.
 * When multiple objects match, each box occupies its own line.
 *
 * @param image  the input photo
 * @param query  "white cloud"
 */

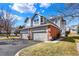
xmin=0 ymin=9 xmax=24 ymax=22
xmin=40 ymin=3 xmax=51 ymax=8
xmin=11 ymin=3 xmax=36 ymax=13
xmin=13 ymin=15 xmax=25 ymax=21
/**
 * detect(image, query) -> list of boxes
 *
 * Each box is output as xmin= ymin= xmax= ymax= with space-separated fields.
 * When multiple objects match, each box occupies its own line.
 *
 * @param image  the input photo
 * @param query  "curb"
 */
xmin=76 ymin=43 xmax=79 ymax=53
xmin=15 ymin=38 xmax=64 ymax=56
xmin=44 ymin=38 xmax=63 ymax=43
xmin=15 ymin=47 xmax=25 ymax=56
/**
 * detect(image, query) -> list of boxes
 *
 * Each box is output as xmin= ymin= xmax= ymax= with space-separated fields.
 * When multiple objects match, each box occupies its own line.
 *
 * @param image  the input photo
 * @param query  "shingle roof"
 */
xmin=21 ymin=23 xmax=60 ymax=31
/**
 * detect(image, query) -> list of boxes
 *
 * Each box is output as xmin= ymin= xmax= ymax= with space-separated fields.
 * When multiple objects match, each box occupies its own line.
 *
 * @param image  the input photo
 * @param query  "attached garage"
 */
xmin=21 ymin=34 xmax=29 ymax=40
xmin=20 ymin=29 xmax=29 ymax=40
xmin=20 ymin=23 xmax=60 ymax=41
xmin=33 ymin=32 xmax=48 ymax=41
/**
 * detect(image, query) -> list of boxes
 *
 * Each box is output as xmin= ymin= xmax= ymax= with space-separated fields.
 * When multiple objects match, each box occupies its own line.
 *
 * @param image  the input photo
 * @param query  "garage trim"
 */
xmin=32 ymin=31 xmax=48 ymax=41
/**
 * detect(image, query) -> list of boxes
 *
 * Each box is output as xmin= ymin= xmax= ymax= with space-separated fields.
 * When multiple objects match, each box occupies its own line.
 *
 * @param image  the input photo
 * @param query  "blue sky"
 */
xmin=0 ymin=3 xmax=79 ymax=27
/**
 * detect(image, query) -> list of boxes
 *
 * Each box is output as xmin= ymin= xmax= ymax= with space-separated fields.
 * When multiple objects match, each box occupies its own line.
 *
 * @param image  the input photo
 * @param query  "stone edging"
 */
xmin=15 ymin=47 xmax=25 ymax=56
xmin=76 ymin=43 xmax=79 ymax=53
xmin=44 ymin=38 xmax=63 ymax=43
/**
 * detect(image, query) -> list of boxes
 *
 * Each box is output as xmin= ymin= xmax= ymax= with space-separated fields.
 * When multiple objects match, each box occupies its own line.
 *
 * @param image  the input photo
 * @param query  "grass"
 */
xmin=0 ymin=37 xmax=9 ymax=40
xmin=0 ymin=34 xmax=7 ymax=36
xmin=0 ymin=34 xmax=20 ymax=40
xmin=0 ymin=37 xmax=20 ymax=40
xmin=19 ymin=37 xmax=79 ymax=56
xmin=64 ymin=36 xmax=79 ymax=43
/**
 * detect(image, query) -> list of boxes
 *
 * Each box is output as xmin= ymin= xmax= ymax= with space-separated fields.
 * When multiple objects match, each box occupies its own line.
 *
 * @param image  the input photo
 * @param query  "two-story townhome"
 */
xmin=20 ymin=13 xmax=66 ymax=41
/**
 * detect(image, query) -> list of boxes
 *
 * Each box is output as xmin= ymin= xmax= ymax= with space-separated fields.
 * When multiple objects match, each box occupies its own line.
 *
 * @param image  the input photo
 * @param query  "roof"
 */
xmin=21 ymin=23 xmax=60 ymax=31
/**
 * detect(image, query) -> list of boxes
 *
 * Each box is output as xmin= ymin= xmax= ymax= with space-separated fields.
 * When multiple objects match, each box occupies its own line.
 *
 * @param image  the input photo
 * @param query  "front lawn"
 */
xmin=0 ymin=35 xmax=20 ymax=40
xmin=65 ymin=36 xmax=79 ymax=43
xmin=0 ymin=34 xmax=7 ymax=36
xmin=19 ymin=37 xmax=79 ymax=56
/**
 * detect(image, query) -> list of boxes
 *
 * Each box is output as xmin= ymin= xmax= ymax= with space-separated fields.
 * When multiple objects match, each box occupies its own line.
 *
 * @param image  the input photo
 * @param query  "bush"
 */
xmin=65 ymin=31 xmax=70 ymax=37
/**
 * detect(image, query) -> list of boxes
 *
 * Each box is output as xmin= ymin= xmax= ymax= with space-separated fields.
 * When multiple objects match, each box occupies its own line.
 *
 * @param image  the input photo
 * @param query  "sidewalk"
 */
xmin=76 ymin=43 xmax=79 ymax=53
xmin=44 ymin=38 xmax=64 ymax=43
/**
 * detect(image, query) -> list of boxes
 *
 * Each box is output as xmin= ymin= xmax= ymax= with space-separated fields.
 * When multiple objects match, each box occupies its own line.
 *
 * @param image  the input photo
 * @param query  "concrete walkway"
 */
xmin=76 ymin=43 xmax=79 ymax=53
xmin=45 ymin=38 xmax=64 ymax=43
xmin=0 ymin=39 xmax=39 ymax=56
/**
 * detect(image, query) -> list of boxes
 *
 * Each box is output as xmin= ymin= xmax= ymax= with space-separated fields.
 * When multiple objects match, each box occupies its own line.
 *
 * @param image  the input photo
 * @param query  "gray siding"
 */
xmin=20 ymin=29 xmax=29 ymax=34
xmin=32 ymin=26 xmax=47 ymax=32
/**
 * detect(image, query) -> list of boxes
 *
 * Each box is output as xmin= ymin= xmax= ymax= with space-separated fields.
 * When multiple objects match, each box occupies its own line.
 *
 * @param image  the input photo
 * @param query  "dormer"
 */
xmin=32 ymin=13 xmax=46 ymax=26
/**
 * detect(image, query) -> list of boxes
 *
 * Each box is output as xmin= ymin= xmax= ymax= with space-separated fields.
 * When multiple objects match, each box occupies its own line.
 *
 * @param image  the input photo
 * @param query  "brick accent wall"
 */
xmin=48 ymin=25 xmax=60 ymax=40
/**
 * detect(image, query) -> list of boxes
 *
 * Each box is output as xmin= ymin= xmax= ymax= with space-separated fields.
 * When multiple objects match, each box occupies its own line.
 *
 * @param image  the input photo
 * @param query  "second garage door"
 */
xmin=21 ymin=34 xmax=29 ymax=39
xmin=33 ymin=32 xmax=48 ymax=41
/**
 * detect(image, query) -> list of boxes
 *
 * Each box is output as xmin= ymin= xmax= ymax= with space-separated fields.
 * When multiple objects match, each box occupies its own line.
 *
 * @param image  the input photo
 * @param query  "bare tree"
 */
xmin=50 ymin=3 xmax=79 ymax=27
xmin=51 ymin=4 xmax=79 ymax=17
xmin=14 ymin=25 xmax=25 ymax=36
xmin=0 ymin=10 xmax=17 ymax=38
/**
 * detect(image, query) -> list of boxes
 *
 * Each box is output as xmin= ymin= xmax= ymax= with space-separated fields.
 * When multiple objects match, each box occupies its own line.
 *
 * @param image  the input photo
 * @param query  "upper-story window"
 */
xmin=33 ymin=15 xmax=39 ymax=26
xmin=41 ymin=16 xmax=44 ymax=22
xmin=33 ymin=14 xmax=38 ymax=21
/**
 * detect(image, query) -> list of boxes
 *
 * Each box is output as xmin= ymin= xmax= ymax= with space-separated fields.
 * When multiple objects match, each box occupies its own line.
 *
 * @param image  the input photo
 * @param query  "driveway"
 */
xmin=0 ymin=39 xmax=40 ymax=56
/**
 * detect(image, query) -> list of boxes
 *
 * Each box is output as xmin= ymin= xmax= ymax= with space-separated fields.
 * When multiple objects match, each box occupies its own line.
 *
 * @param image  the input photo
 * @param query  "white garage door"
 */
xmin=33 ymin=32 xmax=48 ymax=41
xmin=22 ymin=34 xmax=28 ymax=39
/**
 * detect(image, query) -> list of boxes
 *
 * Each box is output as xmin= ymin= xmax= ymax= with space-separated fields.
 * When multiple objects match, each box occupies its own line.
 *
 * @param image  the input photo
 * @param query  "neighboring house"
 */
xmin=20 ymin=13 xmax=66 ymax=41
xmin=49 ymin=16 xmax=66 ymax=36
xmin=70 ymin=25 xmax=77 ymax=34
xmin=70 ymin=25 xmax=79 ymax=34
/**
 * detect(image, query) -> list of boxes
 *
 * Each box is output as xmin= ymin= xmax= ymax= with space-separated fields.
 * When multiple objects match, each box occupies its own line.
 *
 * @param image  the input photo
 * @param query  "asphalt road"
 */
xmin=0 ymin=39 xmax=39 ymax=56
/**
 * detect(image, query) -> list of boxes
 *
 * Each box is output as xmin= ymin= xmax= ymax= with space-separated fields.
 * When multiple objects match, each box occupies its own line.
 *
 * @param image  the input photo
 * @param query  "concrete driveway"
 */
xmin=0 ymin=39 xmax=39 ymax=56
